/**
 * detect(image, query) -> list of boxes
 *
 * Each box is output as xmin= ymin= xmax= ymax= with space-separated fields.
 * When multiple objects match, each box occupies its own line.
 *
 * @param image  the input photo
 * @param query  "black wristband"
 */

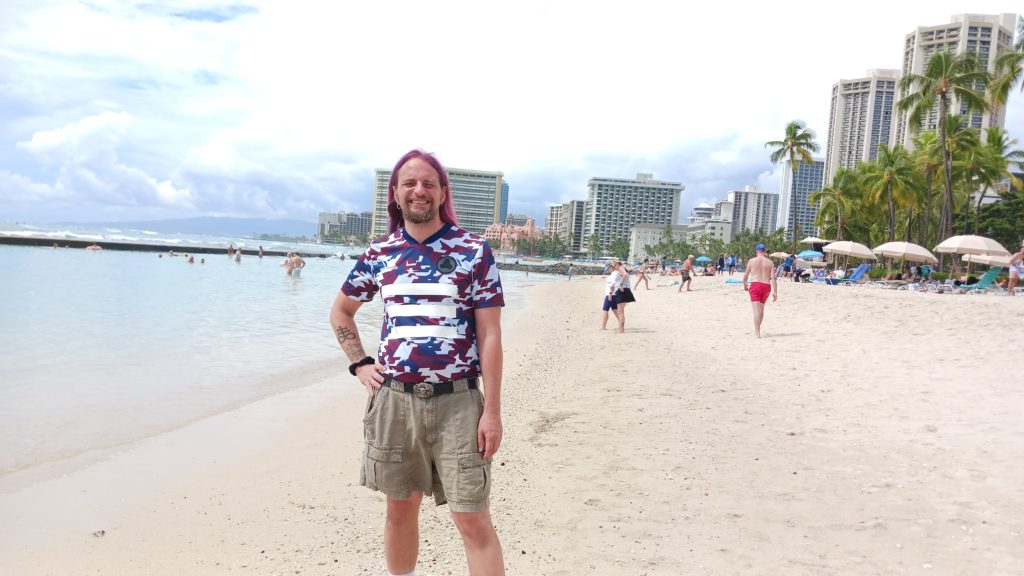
xmin=349 ymin=356 xmax=375 ymax=376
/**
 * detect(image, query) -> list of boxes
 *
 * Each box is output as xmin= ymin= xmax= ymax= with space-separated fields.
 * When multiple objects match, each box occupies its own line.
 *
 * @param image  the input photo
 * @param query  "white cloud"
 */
xmin=0 ymin=1 xmax=1022 ymax=224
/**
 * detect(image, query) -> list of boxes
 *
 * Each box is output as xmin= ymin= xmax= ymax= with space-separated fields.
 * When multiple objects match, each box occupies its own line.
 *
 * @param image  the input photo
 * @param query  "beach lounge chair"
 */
xmin=823 ymin=263 xmax=871 ymax=285
xmin=954 ymin=267 xmax=1003 ymax=294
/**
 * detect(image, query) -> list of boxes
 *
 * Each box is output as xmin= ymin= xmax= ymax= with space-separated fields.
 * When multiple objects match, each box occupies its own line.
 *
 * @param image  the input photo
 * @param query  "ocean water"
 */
xmin=0 ymin=243 xmax=557 ymax=481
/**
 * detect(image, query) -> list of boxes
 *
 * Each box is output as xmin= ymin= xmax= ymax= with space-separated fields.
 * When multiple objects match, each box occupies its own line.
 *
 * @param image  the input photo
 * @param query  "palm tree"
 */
xmin=861 ymin=145 xmax=918 ymax=243
xmin=766 ymin=120 xmax=820 ymax=252
xmin=911 ymin=131 xmax=943 ymax=246
xmin=990 ymin=18 xmax=1024 ymax=107
xmin=809 ymin=167 xmax=859 ymax=241
xmin=971 ymin=127 xmax=1024 ymax=232
xmin=897 ymin=50 xmax=990 ymax=263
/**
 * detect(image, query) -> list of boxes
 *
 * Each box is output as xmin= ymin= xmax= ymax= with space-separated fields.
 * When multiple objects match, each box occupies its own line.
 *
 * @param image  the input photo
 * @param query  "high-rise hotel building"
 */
xmin=824 ymin=69 xmax=900 ymax=186
xmin=583 ymin=174 xmax=683 ymax=253
xmin=778 ymin=159 xmax=825 ymax=241
xmin=727 ymin=186 xmax=779 ymax=236
xmin=546 ymin=199 xmax=587 ymax=253
xmin=371 ymin=167 xmax=505 ymax=238
xmin=894 ymin=13 xmax=1016 ymax=149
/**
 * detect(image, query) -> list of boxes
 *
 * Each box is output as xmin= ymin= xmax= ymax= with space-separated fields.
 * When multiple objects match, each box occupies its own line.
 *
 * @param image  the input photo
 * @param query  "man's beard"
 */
xmin=402 ymin=201 xmax=437 ymax=224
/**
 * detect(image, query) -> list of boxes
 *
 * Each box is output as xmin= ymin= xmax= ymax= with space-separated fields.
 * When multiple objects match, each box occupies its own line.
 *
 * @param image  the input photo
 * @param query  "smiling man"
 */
xmin=330 ymin=149 xmax=506 ymax=576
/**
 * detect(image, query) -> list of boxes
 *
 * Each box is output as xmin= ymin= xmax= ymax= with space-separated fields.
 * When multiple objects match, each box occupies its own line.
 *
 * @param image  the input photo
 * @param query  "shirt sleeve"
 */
xmin=341 ymin=249 xmax=379 ymax=302
xmin=470 ymin=240 xmax=504 ymax=308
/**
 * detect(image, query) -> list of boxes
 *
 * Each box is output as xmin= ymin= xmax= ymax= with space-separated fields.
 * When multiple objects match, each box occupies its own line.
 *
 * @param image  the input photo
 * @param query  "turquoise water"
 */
xmin=0 ymin=244 xmax=555 ymax=477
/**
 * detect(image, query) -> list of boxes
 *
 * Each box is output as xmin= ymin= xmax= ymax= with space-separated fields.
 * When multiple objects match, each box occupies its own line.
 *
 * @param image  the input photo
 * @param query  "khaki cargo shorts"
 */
xmin=360 ymin=379 xmax=491 ymax=512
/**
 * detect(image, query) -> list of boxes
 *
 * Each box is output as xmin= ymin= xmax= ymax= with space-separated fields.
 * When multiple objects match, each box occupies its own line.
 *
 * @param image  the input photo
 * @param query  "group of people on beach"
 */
xmin=597 ymin=244 xmax=779 ymax=338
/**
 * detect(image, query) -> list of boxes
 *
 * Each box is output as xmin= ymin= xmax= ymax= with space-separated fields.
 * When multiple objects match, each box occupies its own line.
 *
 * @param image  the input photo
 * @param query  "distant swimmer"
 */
xmin=291 ymin=253 xmax=305 ymax=277
xmin=187 ymin=255 xmax=195 ymax=264
xmin=234 ymin=249 xmax=242 ymax=263
xmin=85 ymin=243 xmax=102 ymax=251
xmin=227 ymin=243 xmax=235 ymax=256
xmin=282 ymin=252 xmax=306 ymax=277
xmin=200 ymin=257 xmax=205 ymax=265
xmin=258 ymin=245 xmax=265 ymax=259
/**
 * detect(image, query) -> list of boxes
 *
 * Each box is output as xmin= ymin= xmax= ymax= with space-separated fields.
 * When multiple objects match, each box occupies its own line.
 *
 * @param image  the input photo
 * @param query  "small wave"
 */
xmin=140 ymin=230 xmax=158 ymax=235
xmin=105 ymin=228 xmax=123 ymax=233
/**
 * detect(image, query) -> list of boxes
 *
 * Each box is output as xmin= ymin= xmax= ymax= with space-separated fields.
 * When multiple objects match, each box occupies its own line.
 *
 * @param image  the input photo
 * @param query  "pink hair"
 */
xmin=387 ymin=149 xmax=459 ymax=235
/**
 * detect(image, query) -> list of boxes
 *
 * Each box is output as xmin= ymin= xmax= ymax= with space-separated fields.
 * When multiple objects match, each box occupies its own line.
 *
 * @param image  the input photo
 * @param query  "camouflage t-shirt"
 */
xmin=341 ymin=225 xmax=504 ymax=384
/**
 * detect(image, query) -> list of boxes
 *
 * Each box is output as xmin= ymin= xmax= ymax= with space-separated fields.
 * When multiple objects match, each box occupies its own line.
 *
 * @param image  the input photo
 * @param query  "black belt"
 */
xmin=385 ymin=377 xmax=478 ymax=399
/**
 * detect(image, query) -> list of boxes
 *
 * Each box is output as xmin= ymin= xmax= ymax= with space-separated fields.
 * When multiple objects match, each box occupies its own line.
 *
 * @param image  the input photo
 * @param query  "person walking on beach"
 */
xmin=601 ymin=262 xmax=624 ymax=332
xmin=1008 ymin=244 xmax=1024 ymax=296
xmin=567 ymin=262 xmax=573 ymax=281
xmin=616 ymin=261 xmax=636 ymax=331
xmin=677 ymin=255 xmax=695 ymax=292
xmin=743 ymin=243 xmax=778 ymax=338
xmin=329 ymin=149 xmax=506 ymax=576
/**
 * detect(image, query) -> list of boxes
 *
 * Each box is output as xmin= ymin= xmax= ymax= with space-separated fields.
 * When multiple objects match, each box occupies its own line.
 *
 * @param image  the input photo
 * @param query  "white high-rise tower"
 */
xmin=894 ymin=13 xmax=1017 ymax=149
xmin=824 ymin=69 xmax=900 ymax=186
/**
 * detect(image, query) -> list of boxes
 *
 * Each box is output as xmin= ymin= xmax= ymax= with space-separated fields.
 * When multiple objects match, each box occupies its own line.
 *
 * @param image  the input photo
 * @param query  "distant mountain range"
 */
xmin=91 ymin=216 xmax=317 ymax=237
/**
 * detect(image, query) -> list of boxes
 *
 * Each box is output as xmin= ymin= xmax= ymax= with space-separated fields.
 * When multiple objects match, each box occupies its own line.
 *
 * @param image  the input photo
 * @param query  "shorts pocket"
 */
xmin=363 ymin=444 xmax=404 ymax=492
xmin=362 ymin=386 xmax=388 ymax=425
xmin=456 ymin=452 xmax=490 ymax=504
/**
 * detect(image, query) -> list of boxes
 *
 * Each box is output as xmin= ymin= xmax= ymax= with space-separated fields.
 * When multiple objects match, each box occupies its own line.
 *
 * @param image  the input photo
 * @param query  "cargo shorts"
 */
xmin=360 ymin=379 xmax=492 ymax=512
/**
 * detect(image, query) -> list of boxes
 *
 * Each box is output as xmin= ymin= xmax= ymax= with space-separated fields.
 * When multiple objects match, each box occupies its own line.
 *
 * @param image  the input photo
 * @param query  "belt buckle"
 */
xmin=413 ymin=383 xmax=434 ymax=399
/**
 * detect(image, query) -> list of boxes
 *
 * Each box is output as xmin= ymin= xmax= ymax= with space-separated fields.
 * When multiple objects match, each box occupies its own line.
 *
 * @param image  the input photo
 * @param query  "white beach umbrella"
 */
xmin=872 ymin=241 xmax=938 ymax=263
xmin=933 ymin=235 xmax=1010 ymax=256
xmin=823 ymin=240 xmax=877 ymax=260
xmin=799 ymin=236 xmax=831 ymax=245
xmin=960 ymin=253 xmax=1012 ymax=266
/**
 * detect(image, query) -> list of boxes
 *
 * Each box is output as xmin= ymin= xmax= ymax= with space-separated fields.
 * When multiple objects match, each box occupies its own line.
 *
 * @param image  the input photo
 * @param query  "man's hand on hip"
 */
xmin=355 ymin=363 xmax=384 ymax=396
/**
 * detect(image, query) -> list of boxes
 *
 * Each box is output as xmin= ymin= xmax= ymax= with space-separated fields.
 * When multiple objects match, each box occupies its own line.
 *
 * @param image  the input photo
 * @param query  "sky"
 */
xmin=1 ymin=0 xmax=1022 ymax=226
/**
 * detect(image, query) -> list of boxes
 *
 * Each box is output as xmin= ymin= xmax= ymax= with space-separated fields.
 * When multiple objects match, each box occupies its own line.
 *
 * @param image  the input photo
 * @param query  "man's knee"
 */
xmin=451 ymin=510 xmax=497 ymax=545
xmin=386 ymin=495 xmax=423 ymax=527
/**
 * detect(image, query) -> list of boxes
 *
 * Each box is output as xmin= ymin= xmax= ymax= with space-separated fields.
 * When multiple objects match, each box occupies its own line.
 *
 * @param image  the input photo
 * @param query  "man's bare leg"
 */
xmin=1009 ymin=275 xmax=1018 ymax=296
xmin=451 ymin=509 xmax=505 ymax=576
xmin=751 ymin=301 xmax=765 ymax=338
xmin=385 ymin=493 xmax=423 ymax=574
xmin=601 ymin=309 xmax=609 ymax=329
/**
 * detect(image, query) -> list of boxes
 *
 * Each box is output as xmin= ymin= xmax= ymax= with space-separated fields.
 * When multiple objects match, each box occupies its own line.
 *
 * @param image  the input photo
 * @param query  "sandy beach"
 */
xmin=2 ymin=274 xmax=1022 ymax=575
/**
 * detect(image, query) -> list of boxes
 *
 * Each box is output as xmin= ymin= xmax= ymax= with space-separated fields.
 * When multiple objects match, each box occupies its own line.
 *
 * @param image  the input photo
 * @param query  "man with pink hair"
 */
xmin=330 ymin=150 xmax=506 ymax=575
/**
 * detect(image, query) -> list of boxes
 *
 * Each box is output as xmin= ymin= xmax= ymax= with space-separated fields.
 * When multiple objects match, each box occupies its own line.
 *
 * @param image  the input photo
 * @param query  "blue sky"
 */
xmin=1 ymin=0 xmax=1021 ymax=225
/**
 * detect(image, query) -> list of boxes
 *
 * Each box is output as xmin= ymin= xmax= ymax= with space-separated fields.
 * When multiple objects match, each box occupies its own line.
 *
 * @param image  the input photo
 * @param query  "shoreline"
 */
xmin=0 ymin=234 xmax=325 ymax=257
xmin=2 ymin=276 xmax=1021 ymax=574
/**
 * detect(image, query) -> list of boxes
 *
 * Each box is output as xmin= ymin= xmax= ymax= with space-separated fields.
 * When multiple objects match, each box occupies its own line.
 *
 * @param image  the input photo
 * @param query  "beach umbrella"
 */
xmin=933 ymin=235 xmax=1010 ymax=256
xmin=960 ymin=253 xmax=1012 ymax=266
xmin=823 ymin=240 xmax=876 ymax=260
xmin=695 ymin=256 xmax=712 ymax=263
xmin=769 ymin=251 xmax=789 ymax=259
xmin=799 ymin=236 xmax=831 ymax=245
xmin=796 ymin=249 xmax=824 ymax=260
xmin=872 ymin=241 xmax=938 ymax=264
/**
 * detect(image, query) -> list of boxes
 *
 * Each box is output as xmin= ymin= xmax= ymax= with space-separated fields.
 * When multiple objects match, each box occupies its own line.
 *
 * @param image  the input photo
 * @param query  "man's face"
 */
xmin=395 ymin=158 xmax=447 ymax=225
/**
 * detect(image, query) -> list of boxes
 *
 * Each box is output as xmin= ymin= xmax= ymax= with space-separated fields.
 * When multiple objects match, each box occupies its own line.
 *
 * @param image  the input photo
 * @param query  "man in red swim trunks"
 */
xmin=743 ymin=243 xmax=778 ymax=338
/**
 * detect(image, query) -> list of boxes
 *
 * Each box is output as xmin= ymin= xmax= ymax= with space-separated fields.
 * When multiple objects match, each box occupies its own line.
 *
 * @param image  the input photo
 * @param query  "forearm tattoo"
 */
xmin=335 ymin=326 xmax=365 ymax=361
